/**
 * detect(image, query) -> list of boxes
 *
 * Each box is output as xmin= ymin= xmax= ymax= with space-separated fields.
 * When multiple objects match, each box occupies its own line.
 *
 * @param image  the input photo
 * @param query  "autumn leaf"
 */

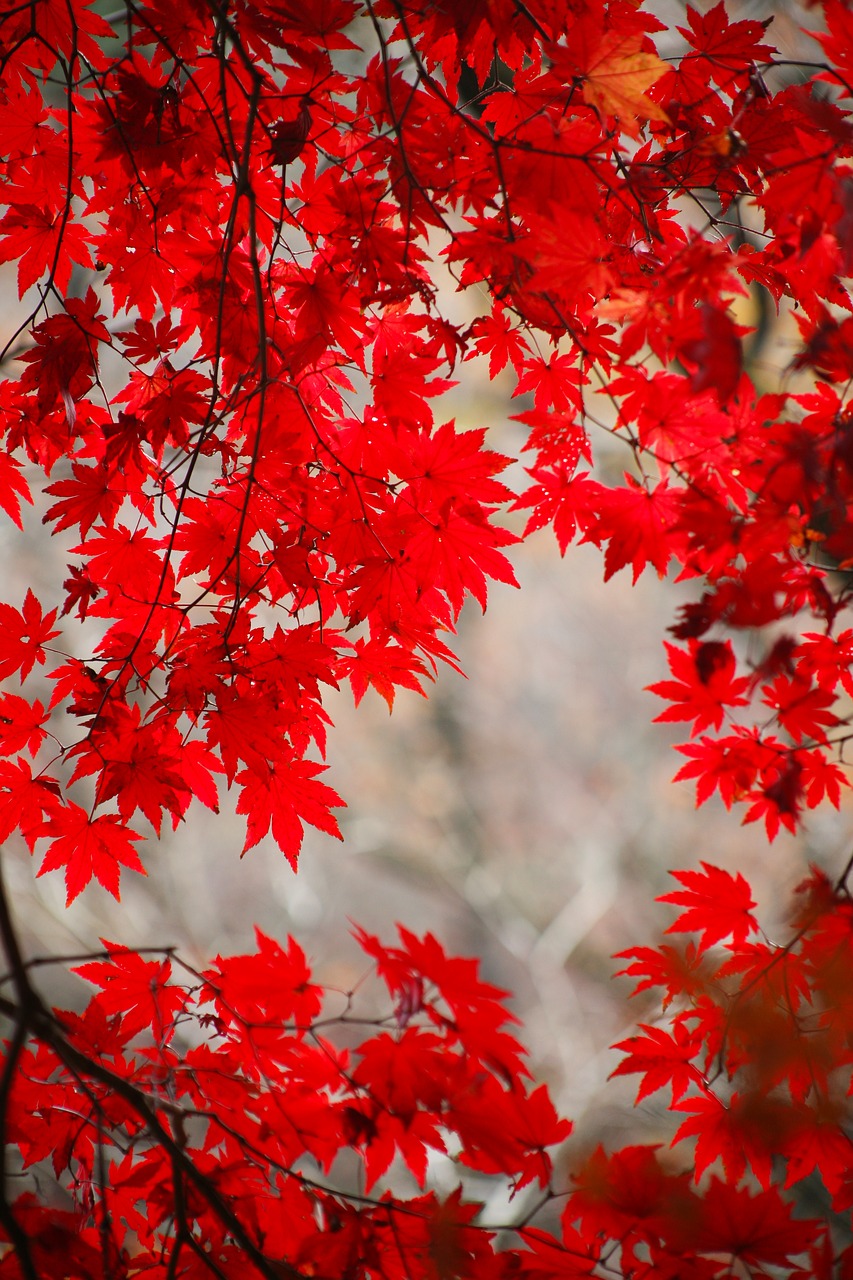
xmin=340 ymin=637 xmax=431 ymax=710
xmin=583 ymin=475 xmax=679 ymax=583
xmin=73 ymin=943 xmax=185 ymax=1039
xmin=762 ymin=674 xmax=839 ymax=745
xmin=236 ymin=756 xmax=344 ymax=866
xmin=0 ymin=757 xmax=63 ymax=848
xmin=614 ymin=939 xmax=711 ymax=1008
xmin=0 ymin=203 xmax=93 ymax=296
xmin=0 ymin=694 xmax=49 ymax=758
xmin=610 ymin=1022 xmax=705 ymax=1103
xmin=688 ymin=1179 xmax=819 ymax=1268
xmin=660 ymin=862 xmax=758 ymax=953
xmin=514 ymin=468 xmax=604 ymax=555
xmin=44 ymin=463 xmax=124 ymax=538
xmin=0 ymin=451 xmax=32 ymax=530
xmin=648 ymin=639 xmax=751 ymax=735
xmin=580 ymin=31 xmax=671 ymax=137
xmin=678 ymin=304 xmax=743 ymax=405
xmin=468 ymin=305 xmax=530 ymax=378
xmin=0 ymin=590 xmax=60 ymax=681
xmin=37 ymin=805 xmax=146 ymax=904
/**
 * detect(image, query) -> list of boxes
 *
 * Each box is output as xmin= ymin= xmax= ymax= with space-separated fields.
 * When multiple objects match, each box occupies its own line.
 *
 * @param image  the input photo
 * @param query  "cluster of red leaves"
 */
xmin=3 ymin=0 xmax=853 ymax=1277
xmin=0 ymin=926 xmax=570 ymax=1279
xmin=0 ymin=0 xmax=851 ymax=899
xmin=4 ymin=868 xmax=853 ymax=1278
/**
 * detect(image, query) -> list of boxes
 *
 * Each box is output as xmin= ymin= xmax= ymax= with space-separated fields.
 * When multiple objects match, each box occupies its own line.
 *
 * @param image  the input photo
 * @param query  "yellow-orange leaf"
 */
xmin=582 ymin=32 xmax=671 ymax=137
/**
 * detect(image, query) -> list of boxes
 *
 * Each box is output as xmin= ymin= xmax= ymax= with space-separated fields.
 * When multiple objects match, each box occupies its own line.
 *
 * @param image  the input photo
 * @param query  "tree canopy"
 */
xmin=2 ymin=0 xmax=853 ymax=1275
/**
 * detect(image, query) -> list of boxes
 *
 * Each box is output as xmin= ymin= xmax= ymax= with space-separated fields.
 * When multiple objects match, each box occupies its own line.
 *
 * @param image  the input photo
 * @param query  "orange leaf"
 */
xmin=582 ymin=32 xmax=671 ymax=137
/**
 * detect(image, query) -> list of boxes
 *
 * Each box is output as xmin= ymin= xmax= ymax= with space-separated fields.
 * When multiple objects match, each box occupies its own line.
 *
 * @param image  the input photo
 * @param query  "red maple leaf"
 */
xmin=468 ymin=305 xmax=529 ymax=377
xmin=762 ymin=674 xmax=840 ymax=745
xmin=584 ymin=476 xmax=679 ymax=583
xmin=678 ymin=2 xmax=775 ymax=87
xmin=515 ymin=468 xmax=604 ymax=555
xmin=0 ymin=757 xmax=63 ymax=848
xmin=236 ymin=756 xmax=344 ymax=866
xmin=660 ymin=862 xmax=758 ymax=953
xmin=671 ymin=1091 xmax=775 ymax=1187
xmin=648 ymin=640 xmax=750 ymax=735
xmin=0 ymin=590 xmax=60 ymax=681
xmin=678 ymin=304 xmax=744 ymax=405
xmin=0 ymin=202 xmax=92 ymax=295
xmin=73 ymin=943 xmax=185 ymax=1040
xmin=614 ymin=940 xmax=711 ymax=1008
xmin=203 ymin=929 xmax=323 ymax=1034
xmin=0 ymin=451 xmax=32 ymax=530
xmin=38 ymin=805 xmax=146 ymax=904
xmin=340 ymin=637 xmax=431 ymax=710
xmin=687 ymin=1178 xmax=819 ymax=1267
xmin=44 ymin=463 xmax=124 ymax=538
xmin=0 ymin=694 xmax=49 ymax=758
xmin=610 ymin=1022 xmax=705 ymax=1103
xmin=68 ymin=705 xmax=199 ymax=835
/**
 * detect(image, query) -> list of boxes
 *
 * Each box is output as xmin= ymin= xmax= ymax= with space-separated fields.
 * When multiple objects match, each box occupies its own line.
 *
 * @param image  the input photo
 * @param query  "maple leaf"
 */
xmin=55 ymin=999 xmax=134 ymax=1063
xmin=236 ymin=756 xmax=344 ymax=867
xmin=397 ymin=422 xmax=514 ymax=511
xmin=648 ymin=640 xmax=750 ymax=736
xmin=568 ymin=1142 xmax=695 ymax=1246
xmin=267 ymin=99 xmax=312 ymax=167
xmin=578 ymin=31 xmax=671 ymax=137
xmin=514 ymin=355 xmax=585 ymax=413
xmin=0 ymin=203 xmax=93 ymax=296
xmin=523 ymin=214 xmax=615 ymax=310
xmin=17 ymin=304 xmax=105 ymax=423
xmin=340 ymin=637 xmax=431 ymax=710
xmin=517 ymin=1226 xmax=600 ymax=1278
xmin=660 ymin=863 xmax=758 ymax=953
xmin=59 ymin=565 xmax=101 ymax=621
xmin=407 ymin=503 xmax=519 ymax=615
xmin=688 ymin=1179 xmax=819 ymax=1268
xmin=515 ymin=468 xmax=604 ymax=555
xmin=0 ymin=589 xmax=60 ymax=681
xmin=614 ymin=939 xmax=712 ymax=1008
xmin=68 ymin=706 xmax=195 ymax=835
xmin=452 ymin=1079 xmax=572 ymax=1190
xmin=671 ymin=1090 xmax=778 ymax=1187
xmin=73 ymin=944 xmax=185 ymax=1040
xmin=0 ymin=694 xmax=49 ymax=758
xmin=37 ymin=805 xmax=146 ymax=904
xmin=742 ymin=754 xmax=804 ymax=841
xmin=673 ymin=728 xmax=772 ymax=811
xmin=583 ymin=475 xmax=679 ymax=583
xmin=0 ymin=451 xmax=32 ymax=530
xmin=468 ymin=306 xmax=529 ymax=378
xmin=43 ymin=463 xmax=124 ymax=538
xmin=112 ymin=361 xmax=211 ymax=454
xmin=678 ymin=3 xmax=775 ymax=86
xmin=678 ymin=304 xmax=743 ymax=405
xmin=203 ymin=930 xmax=324 ymax=1038
xmin=762 ymin=674 xmax=839 ymax=745
xmin=350 ymin=1029 xmax=451 ymax=1188
xmin=797 ymin=746 xmax=849 ymax=810
xmin=784 ymin=1113 xmax=853 ymax=1198
xmin=610 ymin=1022 xmax=705 ymax=1103
xmin=0 ymin=757 xmax=63 ymax=849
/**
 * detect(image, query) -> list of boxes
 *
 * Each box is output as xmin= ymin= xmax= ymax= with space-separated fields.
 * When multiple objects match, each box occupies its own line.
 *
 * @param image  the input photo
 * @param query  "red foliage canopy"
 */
xmin=1 ymin=0 xmax=853 ymax=1274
